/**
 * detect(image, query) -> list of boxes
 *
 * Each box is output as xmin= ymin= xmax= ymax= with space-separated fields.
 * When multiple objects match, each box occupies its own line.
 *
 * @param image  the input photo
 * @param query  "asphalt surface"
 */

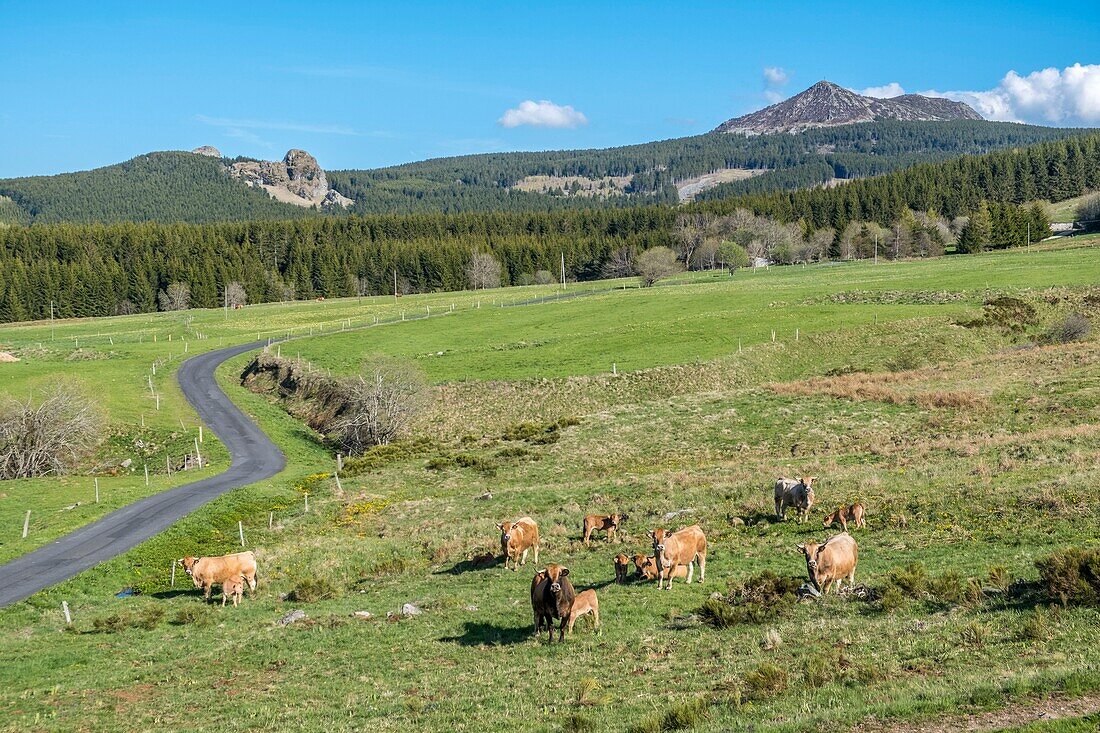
xmin=0 ymin=341 xmax=285 ymax=608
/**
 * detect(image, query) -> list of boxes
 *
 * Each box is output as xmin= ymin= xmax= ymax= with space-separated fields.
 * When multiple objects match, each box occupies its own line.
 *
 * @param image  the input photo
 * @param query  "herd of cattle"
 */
xmin=177 ymin=476 xmax=865 ymax=641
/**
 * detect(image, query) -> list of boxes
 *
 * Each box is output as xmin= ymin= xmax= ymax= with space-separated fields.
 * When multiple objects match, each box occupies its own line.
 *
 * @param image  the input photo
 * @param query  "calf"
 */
xmin=632 ymin=553 xmax=688 ymax=582
xmin=567 ymin=589 xmax=600 ymax=634
xmin=222 ymin=575 xmax=245 ymax=607
xmin=823 ymin=503 xmax=866 ymax=531
xmin=613 ymin=553 xmax=630 ymax=584
xmin=582 ymin=513 xmax=627 ymax=545
xmin=650 ymin=525 xmax=707 ymax=590
xmin=774 ymin=476 xmax=817 ymax=523
xmin=797 ymin=532 xmax=858 ymax=594
xmin=179 ymin=552 xmax=257 ymax=601
xmin=498 ymin=517 xmax=539 ymax=571
xmin=531 ymin=564 xmax=576 ymax=643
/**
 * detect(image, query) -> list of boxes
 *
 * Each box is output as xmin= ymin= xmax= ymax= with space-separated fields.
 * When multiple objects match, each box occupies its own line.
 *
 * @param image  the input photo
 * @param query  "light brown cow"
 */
xmin=582 ymin=513 xmax=627 ymax=545
xmin=222 ymin=575 xmax=245 ymax=607
xmin=498 ymin=517 xmax=539 ymax=571
xmin=650 ymin=525 xmax=707 ymax=590
xmin=823 ymin=503 xmax=866 ymax=531
xmin=631 ymin=553 xmax=688 ymax=582
xmin=797 ymin=532 xmax=858 ymax=594
xmin=613 ymin=553 xmax=631 ymax=584
xmin=774 ymin=476 xmax=817 ymax=523
xmin=567 ymin=589 xmax=601 ymax=634
xmin=179 ymin=552 xmax=258 ymax=601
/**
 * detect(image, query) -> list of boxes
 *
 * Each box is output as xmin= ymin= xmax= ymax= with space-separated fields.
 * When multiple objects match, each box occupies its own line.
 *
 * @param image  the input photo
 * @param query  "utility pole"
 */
xmin=393 ymin=269 xmax=398 ymax=300
xmin=223 ymin=285 xmax=228 ymax=320
xmin=1027 ymin=222 xmax=1030 ymax=253
xmin=50 ymin=300 xmax=55 ymax=340
xmin=874 ymin=235 xmax=878 ymax=265
xmin=560 ymin=252 xmax=566 ymax=290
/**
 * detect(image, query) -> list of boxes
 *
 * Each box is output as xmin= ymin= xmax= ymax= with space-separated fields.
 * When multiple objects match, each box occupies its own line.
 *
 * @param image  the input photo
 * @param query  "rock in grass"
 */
xmin=662 ymin=509 xmax=694 ymax=522
xmin=277 ymin=609 xmax=307 ymax=627
xmin=401 ymin=603 xmax=423 ymax=616
xmin=475 ymin=491 xmax=492 ymax=501
xmin=353 ymin=611 xmax=373 ymax=619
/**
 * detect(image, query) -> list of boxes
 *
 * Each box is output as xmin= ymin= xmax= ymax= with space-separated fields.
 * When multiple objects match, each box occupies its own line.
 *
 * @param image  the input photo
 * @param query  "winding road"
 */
xmin=0 ymin=341 xmax=284 ymax=608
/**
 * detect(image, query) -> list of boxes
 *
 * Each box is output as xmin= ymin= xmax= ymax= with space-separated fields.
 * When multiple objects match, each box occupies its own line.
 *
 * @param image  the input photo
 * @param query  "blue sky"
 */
xmin=2 ymin=1 xmax=1099 ymax=177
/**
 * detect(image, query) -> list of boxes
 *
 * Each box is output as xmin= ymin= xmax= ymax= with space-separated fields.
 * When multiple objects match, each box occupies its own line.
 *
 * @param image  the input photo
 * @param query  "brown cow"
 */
xmin=179 ymin=552 xmax=257 ymax=601
xmin=613 ymin=553 xmax=630 ymax=584
xmin=498 ymin=517 xmax=539 ymax=571
xmin=582 ymin=513 xmax=627 ymax=545
xmin=823 ymin=503 xmax=866 ymax=531
xmin=797 ymin=532 xmax=858 ymax=594
xmin=632 ymin=553 xmax=688 ymax=582
xmin=531 ymin=564 xmax=576 ymax=643
xmin=222 ymin=575 xmax=245 ymax=607
xmin=774 ymin=476 xmax=817 ymax=523
xmin=650 ymin=525 xmax=707 ymax=590
xmin=567 ymin=589 xmax=600 ymax=635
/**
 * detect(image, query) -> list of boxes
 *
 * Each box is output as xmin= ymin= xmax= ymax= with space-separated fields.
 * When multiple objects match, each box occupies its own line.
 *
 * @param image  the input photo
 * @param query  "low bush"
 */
xmin=697 ymin=571 xmax=800 ymax=628
xmin=627 ymin=698 xmax=709 ymax=733
xmin=90 ymin=605 xmax=164 ymax=633
xmin=288 ymin=576 xmax=341 ymax=603
xmin=1019 ymin=608 xmax=1054 ymax=641
xmin=742 ymin=662 xmax=788 ymax=700
xmin=171 ymin=606 xmax=212 ymax=626
xmin=454 ymin=453 xmax=499 ymax=475
xmin=1035 ymin=547 xmax=1100 ymax=606
xmin=1044 ymin=313 xmax=1091 ymax=344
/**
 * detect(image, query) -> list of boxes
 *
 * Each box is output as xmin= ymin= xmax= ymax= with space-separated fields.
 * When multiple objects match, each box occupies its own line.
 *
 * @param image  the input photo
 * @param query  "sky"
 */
xmin=2 ymin=1 xmax=1099 ymax=178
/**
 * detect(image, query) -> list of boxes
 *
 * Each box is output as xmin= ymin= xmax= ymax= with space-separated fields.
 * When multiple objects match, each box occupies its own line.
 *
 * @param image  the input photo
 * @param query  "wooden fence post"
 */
xmin=22 ymin=510 xmax=31 ymax=539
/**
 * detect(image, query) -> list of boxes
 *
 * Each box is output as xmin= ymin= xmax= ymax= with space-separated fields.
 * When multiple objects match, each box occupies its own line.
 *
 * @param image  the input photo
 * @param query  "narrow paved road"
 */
xmin=0 ymin=341 xmax=285 ymax=608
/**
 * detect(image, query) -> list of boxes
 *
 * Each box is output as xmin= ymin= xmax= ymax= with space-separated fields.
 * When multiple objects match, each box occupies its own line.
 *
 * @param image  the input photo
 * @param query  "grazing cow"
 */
xmin=650 ymin=525 xmax=707 ymax=590
xmin=498 ymin=517 xmax=539 ymax=571
xmin=774 ymin=476 xmax=817 ymax=522
xmin=222 ymin=575 xmax=245 ymax=608
xmin=632 ymin=553 xmax=688 ymax=582
xmin=179 ymin=552 xmax=258 ymax=601
xmin=531 ymin=564 xmax=576 ymax=642
xmin=797 ymin=532 xmax=858 ymax=594
xmin=582 ymin=513 xmax=627 ymax=545
xmin=613 ymin=553 xmax=631 ymax=584
xmin=568 ymin=589 xmax=601 ymax=634
xmin=823 ymin=503 xmax=866 ymax=531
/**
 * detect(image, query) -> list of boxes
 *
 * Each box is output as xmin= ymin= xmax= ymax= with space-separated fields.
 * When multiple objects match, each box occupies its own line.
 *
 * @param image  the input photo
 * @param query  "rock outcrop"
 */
xmin=191 ymin=146 xmax=222 ymax=157
xmin=227 ymin=149 xmax=352 ymax=209
xmin=715 ymin=81 xmax=983 ymax=135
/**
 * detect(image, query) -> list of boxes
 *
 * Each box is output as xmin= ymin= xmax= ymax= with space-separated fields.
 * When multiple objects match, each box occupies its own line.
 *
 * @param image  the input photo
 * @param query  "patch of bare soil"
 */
xmin=0 ymin=351 xmax=19 ymax=362
xmin=854 ymin=693 xmax=1100 ymax=732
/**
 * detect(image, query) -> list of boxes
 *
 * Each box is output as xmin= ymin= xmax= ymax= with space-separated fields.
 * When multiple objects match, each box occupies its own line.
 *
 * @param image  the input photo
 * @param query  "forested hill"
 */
xmin=0 ymin=152 xmax=315 ymax=225
xmin=2 ymin=132 xmax=1098 ymax=324
xmin=0 ymin=121 xmax=1089 ymax=225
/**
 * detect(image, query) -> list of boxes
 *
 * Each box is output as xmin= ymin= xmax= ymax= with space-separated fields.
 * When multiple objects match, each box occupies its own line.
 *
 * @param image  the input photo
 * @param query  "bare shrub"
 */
xmin=636 ymin=246 xmax=682 ymax=287
xmin=225 ymin=281 xmax=247 ymax=307
xmin=113 ymin=299 xmax=138 ymax=316
xmin=1045 ymin=313 xmax=1090 ymax=344
xmin=1075 ymin=192 xmax=1100 ymax=225
xmin=0 ymin=385 xmax=102 ymax=479
xmin=466 ymin=250 xmax=502 ymax=290
xmin=157 ymin=282 xmax=190 ymax=311
xmin=328 ymin=357 xmax=427 ymax=453
xmin=533 ymin=269 xmax=556 ymax=285
xmin=602 ymin=245 xmax=636 ymax=278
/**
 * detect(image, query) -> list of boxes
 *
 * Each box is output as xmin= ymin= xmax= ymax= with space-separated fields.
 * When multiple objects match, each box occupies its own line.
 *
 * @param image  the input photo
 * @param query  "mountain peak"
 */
xmin=714 ymin=81 xmax=983 ymax=135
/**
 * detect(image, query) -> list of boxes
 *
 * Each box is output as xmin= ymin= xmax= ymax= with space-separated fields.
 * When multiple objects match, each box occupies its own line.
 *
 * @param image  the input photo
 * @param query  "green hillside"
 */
xmin=0 ymin=152 xmax=315 ymax=224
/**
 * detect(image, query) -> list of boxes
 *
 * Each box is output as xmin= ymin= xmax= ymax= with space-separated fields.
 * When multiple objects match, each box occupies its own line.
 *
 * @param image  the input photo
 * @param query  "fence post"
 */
xmin=22 ymin=510 xmax=31 ymax=538
xmin=238 ymin=521 xmax=245 ymax=547
xmin=94 ymin=477 xmax=99 ymax=504
xmin=62 ymin=601 xmax=72 ymax=625
xmin=194 ymin=438 xmax=202 ymax=467
xmin=144 ymin=464 xmax=149 ymax=486
xmin=170 ymin=562 xmax=176 ymax=587
xmin=304 ymin=494 xmax=310 ymax=513
xmin=199 ymin=425 xmax=203 ymax=443
xmin=269 ymin=511 xmax=274 ymax=530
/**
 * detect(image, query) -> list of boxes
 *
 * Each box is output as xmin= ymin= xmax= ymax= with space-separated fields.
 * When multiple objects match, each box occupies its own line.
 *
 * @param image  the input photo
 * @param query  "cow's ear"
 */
xmin=495 ymin=523 xmax=504 ymax=531
xmin=796 ymin=543 xmax=806 ymax=553
xmin=560 ymin=568 xmax=569 ymax=577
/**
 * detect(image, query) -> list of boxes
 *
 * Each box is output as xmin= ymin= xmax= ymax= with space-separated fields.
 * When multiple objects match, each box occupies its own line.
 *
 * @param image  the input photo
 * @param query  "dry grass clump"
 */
xmin=768 ymin=372 xmax=986 ymax=411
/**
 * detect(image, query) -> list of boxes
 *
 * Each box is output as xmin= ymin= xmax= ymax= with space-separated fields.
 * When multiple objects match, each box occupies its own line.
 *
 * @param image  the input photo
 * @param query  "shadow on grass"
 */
xmin=149 ymin=589 xmax=203 ymax=600
xmin=435 ymin=554 xmax=503 ymax=574
xmin=439 ymin=621 xmax=532 ymax=646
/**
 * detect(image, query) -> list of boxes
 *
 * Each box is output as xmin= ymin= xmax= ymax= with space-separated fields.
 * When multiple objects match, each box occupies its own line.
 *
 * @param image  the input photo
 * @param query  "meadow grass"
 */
xmin=1 ymin=246 xmax=1100 ymax=731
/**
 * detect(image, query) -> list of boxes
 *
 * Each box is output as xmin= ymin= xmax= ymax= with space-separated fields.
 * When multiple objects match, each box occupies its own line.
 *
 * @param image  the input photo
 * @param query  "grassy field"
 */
xmin=2 ymin=247 xmax=1100 ymax=732
xmin=1045 ymin=191 xmax=1096 ymax=223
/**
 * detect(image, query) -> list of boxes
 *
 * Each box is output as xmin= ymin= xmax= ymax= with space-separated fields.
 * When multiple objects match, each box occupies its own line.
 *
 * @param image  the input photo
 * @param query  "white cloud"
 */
xmin=860 ymin=82 xmax=906 ymax=99
xmin=763 ymin=66 xmax=789 ymax=86
xmin=921 ymin=63 xmax=1100 ymax=125
xmin=498 ymin=100 xmax=588 ymax=129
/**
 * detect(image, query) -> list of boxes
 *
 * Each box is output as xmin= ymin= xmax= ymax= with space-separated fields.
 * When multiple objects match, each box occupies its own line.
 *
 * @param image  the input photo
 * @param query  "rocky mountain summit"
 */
xmin=715 ymin=81 xmax=983 ymax=135
xmin=191 ymin=147 xmax=352 ymax=209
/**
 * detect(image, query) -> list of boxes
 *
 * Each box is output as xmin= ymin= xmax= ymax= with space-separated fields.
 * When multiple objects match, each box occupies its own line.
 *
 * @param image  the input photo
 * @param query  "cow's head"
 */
xmin=796 ymin=542 xmax=823 ymax=587
xmin=614 ymin=553 xmax=629 ymax=567
xmin=650 ymin=528 xmax=669 ymax=552
xmin=543 ymin=563 xmax=570 ymax=594
xmin=632 ymin=553 xmax=649 ymax=570
xmin=497 ymin=521 xmax=514 ymax=543
xmin=179 ymin=557 xmax=198 ymax=576
xmin=822 ymin=507 xmax=841 ymax=528
xmin=611 ymin=513 xmax=627 ymax=527
xmin=801 ymin=476 xmax=818 ymax=490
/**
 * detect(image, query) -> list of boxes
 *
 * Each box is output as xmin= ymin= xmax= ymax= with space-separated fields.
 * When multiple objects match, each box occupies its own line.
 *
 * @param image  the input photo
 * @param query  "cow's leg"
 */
xmin=593 ymin=606 xmax=600 ymax=634
xmin=686 ymin=561 xmax=695 ymax=585
xmin=583 ymin=526 xmax=591 ymax=546
xmin=204 ymin=582 xmax=212 ymax=601
xmin=567 ymin=613 xmax=576 ymax=635
xmin=247 ymin=570 xmax=257 ymax=594
xmin=697 ymin=552 xmax=706 ymax=583
xmin=533 ymin=544 xmax=539 ymax=565
xmin=558 ymin=616 xmax=567 ymax=643
xmin=775 ymin=498 xmax=783 ymax=520
xmin=520 ymin=548 xmax=529 ymax=567
xmin=840 ymin=516 xmax=847 ymax=532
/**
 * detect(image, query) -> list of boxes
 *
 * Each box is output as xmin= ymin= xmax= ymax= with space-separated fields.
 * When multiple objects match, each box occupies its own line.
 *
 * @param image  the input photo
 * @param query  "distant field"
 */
xmin=1046 ymin=191 xmax=1097 ymax=223
xmin=2 ymin=246 xmax=1100 ymax=731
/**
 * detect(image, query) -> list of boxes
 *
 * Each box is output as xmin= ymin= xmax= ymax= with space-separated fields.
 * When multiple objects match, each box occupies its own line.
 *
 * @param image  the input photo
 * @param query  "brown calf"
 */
xmin=582 ymin=513 xmax=627 ymax=545
xmin=650 ymin=525 xmax=707 ymax=590
xmin=797 ymin=532 xmax=858 ymax=594
xmin=632 ymin=553 xmax=688 ymax=582
xmin=567 ymin=589 xmax=600 ymax=634
xmin=179 ymin=552 xmax=258 ymax=601
xmin=613 ymin=553 xmax=630 ymax=584
xmin=222 ymin=575 xmax=245 ymax=607
xmin=531 ymin=564 xmax=576 ymax=643
xmin=823 ymin=503 xmax=866 ymax=531
xmin=498 ymin=517 xmax=539 ymax=571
